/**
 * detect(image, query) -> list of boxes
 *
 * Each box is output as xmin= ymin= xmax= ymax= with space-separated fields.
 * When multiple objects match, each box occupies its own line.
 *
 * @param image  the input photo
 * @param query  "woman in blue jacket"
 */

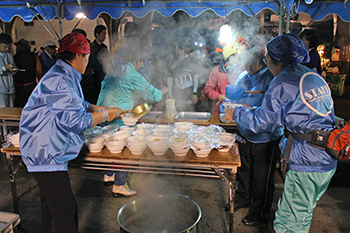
xmin=20 ymin=32 xmax=122 ymax=233
xmin=97 ymin=37 xmax=168 ymax=197
xmin=224 ymin=33 xmax=337 ymax=232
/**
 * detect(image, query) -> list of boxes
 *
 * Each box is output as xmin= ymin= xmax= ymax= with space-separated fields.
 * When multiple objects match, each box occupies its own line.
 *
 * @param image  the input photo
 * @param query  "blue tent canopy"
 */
xmin=0 ymin=0 xmax=281 ymax=22
xmin=0 ymin=1 xmax=348 ymax=23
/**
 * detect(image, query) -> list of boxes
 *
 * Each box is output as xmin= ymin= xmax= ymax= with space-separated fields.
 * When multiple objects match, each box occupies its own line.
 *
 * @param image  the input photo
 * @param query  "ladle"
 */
xmin=116 ymin=103 xmax=150 ymax=118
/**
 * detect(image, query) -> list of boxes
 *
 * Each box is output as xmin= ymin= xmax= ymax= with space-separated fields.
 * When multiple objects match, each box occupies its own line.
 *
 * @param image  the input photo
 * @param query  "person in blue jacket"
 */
xmin=224 ymin=40 xmax=282 ymax=226
xmin=97 ymin=36 xmax=168 ymax=197
xmin=20 ymin=32 xmax=122 ymax=233
xmin=224 ymin=33 xmax=337 ymax=233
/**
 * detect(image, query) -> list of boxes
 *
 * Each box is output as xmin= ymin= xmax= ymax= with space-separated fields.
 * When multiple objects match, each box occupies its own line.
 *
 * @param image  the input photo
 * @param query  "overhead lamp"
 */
xmin=218 ymin=24 xmax=232 ymax=44
xmin=305 ymin=0 xmax=313 ymax=4
xmin=75 ymin=13 xmax=86 ymax=19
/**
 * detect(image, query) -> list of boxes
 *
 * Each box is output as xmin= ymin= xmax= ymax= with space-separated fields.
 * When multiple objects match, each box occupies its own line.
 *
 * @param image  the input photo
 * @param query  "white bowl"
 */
xmin=174 ymin=122 xmax=193 ymax=132
xmin=121 ymin=113 xmax=139 ymax=126
xmin=126 ymin=136 xmax=147 ymax=152
xmin=105 ymin=140 xmax=125 ymax=153
xmin=217 ymin=133 xmax=236 ymax=152
xmin=86 ymin=136 xmax=104 ymax=152
xmin=112 ymin=130 xmax=130 ymax=141
xmin=8 ymin=133 xmax=20 ymax=147
xmin=191 ymin=133 xmax=212 ymax=150
xmin=191 ymin=146 xmax=212 ymax=158
xmin=171 ymin=145 xmax=190 ymax=157
xmin=127 ymin=144 xmax=147 ymax=155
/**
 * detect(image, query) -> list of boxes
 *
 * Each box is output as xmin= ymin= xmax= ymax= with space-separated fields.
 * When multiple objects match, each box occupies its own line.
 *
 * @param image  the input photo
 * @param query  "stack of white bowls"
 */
xmin=217 ymin=132 xmax=236 ymax=152
xmin=8 ymin=133 xmax=20 ymax=147
xmin=169 ymin=134 xmax=190 ymax=157
xmin=85 ymin=136 xmax=104 ymax=153
xmin=126 ymin=136 xmax=147 ymax=155
xmin=190 ymin=146 xmax=212 ymax=158
xmin=146 ymin=134 xmax=168 ymax=156
xmin=105 ymin=140 xmax=126 ymax=153
xmin=191 ymin=134 xmax=213 ymax=158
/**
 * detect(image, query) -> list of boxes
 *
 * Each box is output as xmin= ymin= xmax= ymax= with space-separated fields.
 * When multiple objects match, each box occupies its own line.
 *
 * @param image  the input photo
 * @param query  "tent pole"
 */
xmin=278 ymin=0 xmax=284 ymax=35
xmin=243 ymin=4 xmax=271 ymax=38
xmin=297 ymin=3 xmax=329 ymax=36
xmin=28 ymin=8 xmax=59 ymax=42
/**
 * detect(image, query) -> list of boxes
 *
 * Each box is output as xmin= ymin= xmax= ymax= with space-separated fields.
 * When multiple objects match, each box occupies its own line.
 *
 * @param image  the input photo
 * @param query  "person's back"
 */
xmin=39 ymin=40 xmax=57 ymax=74
xmin=13 ymin=38 xmax=42 ymax=107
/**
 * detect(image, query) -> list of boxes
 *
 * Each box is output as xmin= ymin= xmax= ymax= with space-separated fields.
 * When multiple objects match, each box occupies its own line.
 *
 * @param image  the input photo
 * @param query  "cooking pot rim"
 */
xmin=117 ymin=194 xmax=202 ymax=232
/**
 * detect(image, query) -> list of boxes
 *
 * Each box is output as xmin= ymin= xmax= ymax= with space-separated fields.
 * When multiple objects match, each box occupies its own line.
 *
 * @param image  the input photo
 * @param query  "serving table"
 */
xmin=0 ymin=107 xmax=240 ymax=232
xmin=2 ymin=145 xmax=240 ymax=233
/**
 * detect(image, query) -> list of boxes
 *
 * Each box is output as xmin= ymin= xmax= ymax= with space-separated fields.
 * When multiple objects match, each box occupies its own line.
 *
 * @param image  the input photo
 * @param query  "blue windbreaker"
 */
xmin=234 ymin=64 xmax=337 ymax=172
xmin=225 ymin=67 xmax=283 ymax=143
xmin=97 ymin=62 xmax=162 ymax=125
xmin=20 ymin=60 xmax=93 ymax=172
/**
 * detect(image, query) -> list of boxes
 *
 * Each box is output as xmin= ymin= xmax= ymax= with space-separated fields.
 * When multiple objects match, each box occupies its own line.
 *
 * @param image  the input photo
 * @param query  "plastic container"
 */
xmin=0 ymin=211 xmax=20 ymax=233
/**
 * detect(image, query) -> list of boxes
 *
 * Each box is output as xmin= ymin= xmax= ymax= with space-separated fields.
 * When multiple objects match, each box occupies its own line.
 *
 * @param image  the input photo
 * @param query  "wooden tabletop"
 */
xmin=0 ymin=107 xmax=22 ymax=120
xmin=84 ymin=146 xmax=240 ymax=167
xmin=2 ymin=145 xmax=241 ymax=168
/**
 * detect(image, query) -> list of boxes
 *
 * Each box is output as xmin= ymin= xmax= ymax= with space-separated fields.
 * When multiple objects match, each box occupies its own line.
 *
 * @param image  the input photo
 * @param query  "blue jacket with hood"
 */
xmin=234 ymin=64 xmax=337 ymax=172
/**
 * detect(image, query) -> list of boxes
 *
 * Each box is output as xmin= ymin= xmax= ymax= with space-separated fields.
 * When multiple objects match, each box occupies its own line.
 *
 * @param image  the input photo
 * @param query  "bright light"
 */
xmin=75 ymin=13 xmax=86 ymax=19
xmin=305 ymin=0 xmax=313 ymax=4
xmin=218 ymin=24 xmax=232 ymax=44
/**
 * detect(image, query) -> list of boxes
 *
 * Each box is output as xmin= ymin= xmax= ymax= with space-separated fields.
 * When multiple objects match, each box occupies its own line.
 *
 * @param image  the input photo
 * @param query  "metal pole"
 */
xmin=279 ymin=0 xmax=284 ymax=35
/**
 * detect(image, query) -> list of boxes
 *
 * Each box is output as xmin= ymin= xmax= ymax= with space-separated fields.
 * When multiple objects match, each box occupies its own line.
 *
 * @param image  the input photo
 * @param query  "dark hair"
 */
xmin=94 ymin=25 xmax=106 ymax=38
xmin=0 ymin=33 xmax=13 ymax=44
xmin=72 ymin=28 xmax=87 ymax=38
xmin=124 ymin=22 xmax=140 ymax=37
xmin=299 ymin=30 xmax=318 ymax=49
xmin=58 ymin=51 xmax=88 ymax=63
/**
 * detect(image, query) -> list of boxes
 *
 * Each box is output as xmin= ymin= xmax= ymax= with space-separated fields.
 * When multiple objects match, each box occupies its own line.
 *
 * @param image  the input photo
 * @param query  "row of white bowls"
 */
xmin=85 ymin=123 xmax=236 ymax=157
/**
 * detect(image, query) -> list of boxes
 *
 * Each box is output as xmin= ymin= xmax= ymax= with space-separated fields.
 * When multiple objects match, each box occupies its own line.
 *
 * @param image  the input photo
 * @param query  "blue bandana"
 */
xmin=267 ymin=33 xmax=310 ymax=66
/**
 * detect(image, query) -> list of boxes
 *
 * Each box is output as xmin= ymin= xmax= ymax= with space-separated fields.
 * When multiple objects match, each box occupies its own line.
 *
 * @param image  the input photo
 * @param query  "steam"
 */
xmin=92 ymin=10 xmax=271 ymax=111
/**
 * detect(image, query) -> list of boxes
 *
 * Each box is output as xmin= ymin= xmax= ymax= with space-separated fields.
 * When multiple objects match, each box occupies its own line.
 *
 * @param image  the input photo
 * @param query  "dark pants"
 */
xmin=236 ymin=139 xmax=280 ymax=220
xmin=14 ymin=83 xmax=36 ymax=107
xmin=32 ymin=171 xmax=78 ymax=233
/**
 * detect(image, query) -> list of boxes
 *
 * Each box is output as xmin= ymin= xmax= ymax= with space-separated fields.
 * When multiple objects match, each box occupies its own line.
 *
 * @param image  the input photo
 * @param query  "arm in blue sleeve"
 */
xmin=131 ymin=72 xmax=163 ymax=103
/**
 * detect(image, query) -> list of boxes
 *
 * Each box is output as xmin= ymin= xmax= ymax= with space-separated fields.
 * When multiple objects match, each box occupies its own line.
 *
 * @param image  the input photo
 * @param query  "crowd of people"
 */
xmin=0 ymin=22 xmax=336 ymax=232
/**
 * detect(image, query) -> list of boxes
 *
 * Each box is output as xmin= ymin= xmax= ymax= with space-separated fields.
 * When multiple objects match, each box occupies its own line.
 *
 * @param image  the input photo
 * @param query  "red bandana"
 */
xmin=58 ymin=32 xmax=90 ymax=54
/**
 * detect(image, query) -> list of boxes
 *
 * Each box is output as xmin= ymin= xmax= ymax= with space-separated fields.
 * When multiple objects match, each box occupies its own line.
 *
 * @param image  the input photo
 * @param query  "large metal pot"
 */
xmin=117 ymin=194 xmax=202 ymax=233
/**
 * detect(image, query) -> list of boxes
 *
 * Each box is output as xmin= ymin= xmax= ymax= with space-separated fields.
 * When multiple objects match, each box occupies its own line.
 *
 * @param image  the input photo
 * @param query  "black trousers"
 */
xmin=236 ymin=139 xmax=280 ymax=220
xmin=32 ymin=171 xmax=78 ymax=233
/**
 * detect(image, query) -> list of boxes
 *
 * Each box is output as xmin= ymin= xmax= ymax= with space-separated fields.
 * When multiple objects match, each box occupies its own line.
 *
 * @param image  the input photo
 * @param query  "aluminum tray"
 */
xmin=175 ymin=112 xmax=211 ymax=122
xmin=140 ymin=111 xmax=163 ymax=120
xmin=219 ymin=113 xmax=235 ymax=123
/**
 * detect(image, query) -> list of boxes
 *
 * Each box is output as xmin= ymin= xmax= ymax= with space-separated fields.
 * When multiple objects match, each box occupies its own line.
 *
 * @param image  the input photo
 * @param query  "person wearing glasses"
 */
xmin=224 ymin=33 xmax=337 ymax=233
xmin=0 ymin=33 xmax=16 ymax=109
xmin=224 ymin=40 xmax=281 ymax=226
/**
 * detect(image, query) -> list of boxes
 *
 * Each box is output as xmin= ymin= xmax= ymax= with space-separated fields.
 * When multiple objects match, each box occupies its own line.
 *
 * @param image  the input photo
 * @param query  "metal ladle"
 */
xmin=116 ymin=103 xmax=150 ymax=118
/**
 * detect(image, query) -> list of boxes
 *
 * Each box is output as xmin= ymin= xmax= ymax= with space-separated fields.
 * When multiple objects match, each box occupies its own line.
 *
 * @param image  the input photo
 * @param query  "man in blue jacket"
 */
xmin=224 ymin=33 xmax=337 ymax=232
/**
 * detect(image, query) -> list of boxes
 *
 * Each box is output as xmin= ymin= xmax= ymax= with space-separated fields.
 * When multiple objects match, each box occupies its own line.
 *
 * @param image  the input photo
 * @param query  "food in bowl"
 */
xmin=121 ymin=113 xmax=139 ymax=126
